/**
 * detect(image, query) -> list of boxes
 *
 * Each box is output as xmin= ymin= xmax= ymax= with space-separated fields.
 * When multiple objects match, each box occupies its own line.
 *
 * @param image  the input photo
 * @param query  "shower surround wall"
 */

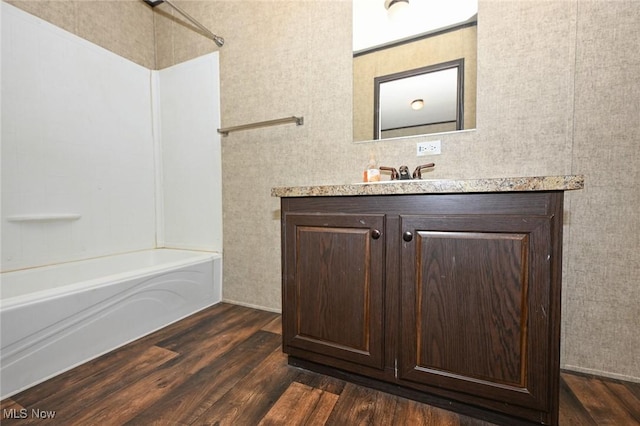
xmin=1 ymin=3 xmax=222 ymax=271
xmin=154 ymin=57 xmax=223 ymax=252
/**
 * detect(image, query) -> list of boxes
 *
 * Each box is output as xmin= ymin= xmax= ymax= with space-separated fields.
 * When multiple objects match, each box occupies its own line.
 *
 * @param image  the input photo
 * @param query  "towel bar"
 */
xmin=217 ymin=116 xmax=304 ymax=136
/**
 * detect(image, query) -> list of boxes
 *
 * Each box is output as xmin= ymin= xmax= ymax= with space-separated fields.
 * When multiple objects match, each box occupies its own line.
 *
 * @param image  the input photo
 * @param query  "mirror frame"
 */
xmin=373 ymin=58 xmax=465 ymax=140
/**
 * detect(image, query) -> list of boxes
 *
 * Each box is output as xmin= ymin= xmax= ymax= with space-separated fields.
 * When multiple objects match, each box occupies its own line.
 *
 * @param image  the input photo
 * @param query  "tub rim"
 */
xmin=0 ymin=249 xmax=221 ymax=309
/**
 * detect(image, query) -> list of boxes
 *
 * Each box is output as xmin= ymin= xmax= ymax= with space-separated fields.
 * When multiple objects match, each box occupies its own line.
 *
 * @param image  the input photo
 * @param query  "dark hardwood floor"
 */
xmin=1 ymin=303 xmax=638 ymax=425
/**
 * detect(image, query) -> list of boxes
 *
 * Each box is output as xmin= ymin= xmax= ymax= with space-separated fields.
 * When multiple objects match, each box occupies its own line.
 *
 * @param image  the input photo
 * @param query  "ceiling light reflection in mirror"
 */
xmin=353 ymin=0 xmax=477 ymax=53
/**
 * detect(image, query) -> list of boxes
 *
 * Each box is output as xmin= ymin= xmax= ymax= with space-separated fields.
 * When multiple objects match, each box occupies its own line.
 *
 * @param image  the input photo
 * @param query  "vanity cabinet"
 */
xmin=398 ymin=213 xmax=556 ymax=416
xmin=280 ymin=191 xmax=567 ymax=426
xmin=282 ymin=213 xmax=385 ymax=369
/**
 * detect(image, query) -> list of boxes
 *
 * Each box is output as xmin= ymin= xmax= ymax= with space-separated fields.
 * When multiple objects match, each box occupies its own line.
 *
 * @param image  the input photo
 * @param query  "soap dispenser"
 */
xmin=364 ymin=155 xmax=380 ymax=182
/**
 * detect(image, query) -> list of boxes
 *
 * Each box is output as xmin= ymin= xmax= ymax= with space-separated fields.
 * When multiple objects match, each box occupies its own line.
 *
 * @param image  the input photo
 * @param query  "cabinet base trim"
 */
xmin=288 ymin=356 xmax=552 ymax=426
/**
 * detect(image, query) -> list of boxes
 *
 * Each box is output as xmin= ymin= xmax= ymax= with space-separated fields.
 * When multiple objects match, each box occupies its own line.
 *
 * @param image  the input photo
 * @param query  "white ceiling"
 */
xmin=353 ymin=0 xmax=478 ymax=52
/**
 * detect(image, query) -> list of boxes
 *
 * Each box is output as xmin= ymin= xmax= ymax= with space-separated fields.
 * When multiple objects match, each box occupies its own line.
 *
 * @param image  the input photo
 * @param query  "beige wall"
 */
xmin=5 ymin=0 xmax=639 ymax=383
xmin=353 ymin=26 xmax=477 ymax=141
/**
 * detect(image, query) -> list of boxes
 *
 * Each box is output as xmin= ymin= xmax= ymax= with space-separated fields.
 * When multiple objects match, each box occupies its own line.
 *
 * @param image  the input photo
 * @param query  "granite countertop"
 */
xmin=271 ymin=175 xmax=584 ymax=197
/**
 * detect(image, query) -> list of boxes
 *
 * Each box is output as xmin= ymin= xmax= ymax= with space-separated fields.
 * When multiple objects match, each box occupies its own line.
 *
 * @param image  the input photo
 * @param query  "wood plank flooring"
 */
xmin=1 ymin=303 xmax=638 ymax=425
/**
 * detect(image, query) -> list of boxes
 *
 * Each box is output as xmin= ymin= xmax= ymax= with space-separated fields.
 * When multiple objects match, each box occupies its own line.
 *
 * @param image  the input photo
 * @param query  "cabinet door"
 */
xmin=283 ymin=213 xmax=385 ymax=369
xmin=399 ymin=214 xmax=554 ymax=412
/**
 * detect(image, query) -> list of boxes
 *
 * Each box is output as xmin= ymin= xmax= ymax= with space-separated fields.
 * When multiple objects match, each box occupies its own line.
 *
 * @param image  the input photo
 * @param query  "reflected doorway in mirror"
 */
xmin=374 ymin=59 xmax=464 ymax=140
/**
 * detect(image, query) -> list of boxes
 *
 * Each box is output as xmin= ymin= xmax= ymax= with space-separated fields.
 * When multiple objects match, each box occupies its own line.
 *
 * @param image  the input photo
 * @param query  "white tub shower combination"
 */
xmin=1 ymin=4 xmax=224 ymax=400
xmin=0 ymin=249 xmax=222 ymax=399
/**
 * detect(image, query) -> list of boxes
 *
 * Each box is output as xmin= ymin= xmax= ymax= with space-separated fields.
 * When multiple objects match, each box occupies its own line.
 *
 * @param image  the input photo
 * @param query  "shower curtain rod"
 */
xmin=143 ymin=0 xmax=224 ymax=47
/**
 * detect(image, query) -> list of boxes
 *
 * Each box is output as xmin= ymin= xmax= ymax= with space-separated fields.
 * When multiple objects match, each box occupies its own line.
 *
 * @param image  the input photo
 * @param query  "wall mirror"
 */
xmin=353 ymin=0 xmax=477 ymax=142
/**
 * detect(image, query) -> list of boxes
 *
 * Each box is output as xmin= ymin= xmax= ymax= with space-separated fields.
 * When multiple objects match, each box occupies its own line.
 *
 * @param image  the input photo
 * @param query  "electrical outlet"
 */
xmin=417 ymin=140 xmax=441 ymax=156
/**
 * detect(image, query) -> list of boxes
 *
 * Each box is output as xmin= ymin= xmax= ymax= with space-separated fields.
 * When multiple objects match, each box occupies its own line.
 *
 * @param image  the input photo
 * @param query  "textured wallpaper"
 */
xmin=7 ymin=0 xmax=639 ymax=382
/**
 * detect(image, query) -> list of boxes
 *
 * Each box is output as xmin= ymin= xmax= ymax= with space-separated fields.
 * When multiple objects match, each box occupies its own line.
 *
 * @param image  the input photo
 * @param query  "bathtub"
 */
xmin=0 ymin=249 xmax=222 ymax=399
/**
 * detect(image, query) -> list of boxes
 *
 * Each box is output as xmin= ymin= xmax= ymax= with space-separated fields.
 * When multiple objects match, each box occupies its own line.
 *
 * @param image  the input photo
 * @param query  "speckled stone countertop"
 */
xmin=271 ymin=175 xmax=584 ymax=197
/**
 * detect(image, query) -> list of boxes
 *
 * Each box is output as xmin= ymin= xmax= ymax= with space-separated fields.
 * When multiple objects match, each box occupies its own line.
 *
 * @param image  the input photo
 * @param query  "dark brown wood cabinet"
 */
xmin=282 ymin=213 xmax=385 ymax=369
xmin=280 ymin=192 xmax=564 ymax=425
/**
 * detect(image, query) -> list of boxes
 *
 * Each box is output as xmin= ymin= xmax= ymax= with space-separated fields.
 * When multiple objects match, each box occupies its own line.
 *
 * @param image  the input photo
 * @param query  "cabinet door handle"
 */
xmin=371 ymin=229 xmax=382 ymax=240
xmin=403 ymin=231 xmax=413 ymax=242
